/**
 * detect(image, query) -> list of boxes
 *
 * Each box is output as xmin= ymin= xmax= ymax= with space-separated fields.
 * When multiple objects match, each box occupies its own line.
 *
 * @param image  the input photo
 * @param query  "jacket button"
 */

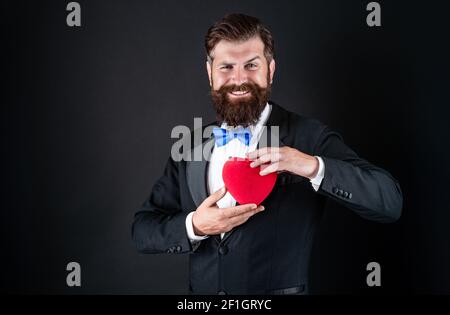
xmin=218 ymin=245 xmax=228 ymax=255
xmin=176 ymin=245 xmax=182 ymax=252
xmin=343 ymin=191 xmax=349 ymax=198
xmin=348 ymin=193 xmax=352 ymax=199
xmin=337 ymin=190 xmax=343 ymax=196
xmin=333 ymin=187 xmax=338 ymax=194
xmin=217 ymin=290 xmax=227 ymax=295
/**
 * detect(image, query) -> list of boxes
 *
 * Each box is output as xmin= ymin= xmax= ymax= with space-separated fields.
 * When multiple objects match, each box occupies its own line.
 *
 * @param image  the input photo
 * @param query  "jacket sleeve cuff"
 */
xmin=310 ymin=156 xmax=325 ymax=191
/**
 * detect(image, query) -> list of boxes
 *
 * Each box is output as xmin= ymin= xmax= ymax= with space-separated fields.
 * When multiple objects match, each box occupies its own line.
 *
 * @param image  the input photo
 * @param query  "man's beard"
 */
xmin=211 ymin=77 xmax=271 ymax=128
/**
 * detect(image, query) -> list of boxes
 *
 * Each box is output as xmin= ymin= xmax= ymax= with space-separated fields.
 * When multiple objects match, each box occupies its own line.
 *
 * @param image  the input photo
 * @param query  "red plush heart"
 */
xmin=222 ymin=157 xmax=277 ymax=205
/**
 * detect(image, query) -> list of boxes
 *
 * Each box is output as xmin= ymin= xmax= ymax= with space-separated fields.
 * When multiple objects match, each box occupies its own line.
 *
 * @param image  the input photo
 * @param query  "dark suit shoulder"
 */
xmin=271 ymin=102 xmax=327 ymax=133
xmin=271 ymin=102 xmax=329 ymax=154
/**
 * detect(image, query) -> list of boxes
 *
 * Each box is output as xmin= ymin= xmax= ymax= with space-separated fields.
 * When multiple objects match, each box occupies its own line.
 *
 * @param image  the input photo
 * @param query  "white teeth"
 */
xmin=231 ymin=91 xmax=248 ymax=95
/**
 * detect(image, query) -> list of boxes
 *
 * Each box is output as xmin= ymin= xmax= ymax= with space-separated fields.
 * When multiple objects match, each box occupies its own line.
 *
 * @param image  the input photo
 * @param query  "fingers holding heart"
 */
xmin=259 ymin=162 xmax=281 ymax=176
xmin=247 ymin=147 xmax=279 ymax=159
xmin=247 ymin=147 xmax=285 ymax=175
xmin=249 ymin=148 xmax=280 ymax=165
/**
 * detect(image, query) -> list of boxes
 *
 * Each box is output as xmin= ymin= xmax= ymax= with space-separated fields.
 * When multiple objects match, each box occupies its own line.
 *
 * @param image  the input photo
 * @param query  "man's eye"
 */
xmin=220 ymin=65 xmax=232 ymax=70
xmin=245 ymin=63 xmax=258 ymax=69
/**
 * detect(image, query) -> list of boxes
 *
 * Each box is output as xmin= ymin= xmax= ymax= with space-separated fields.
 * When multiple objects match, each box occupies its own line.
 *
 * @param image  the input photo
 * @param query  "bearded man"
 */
xmin=131 ymin=13 xmax=403 ymax=295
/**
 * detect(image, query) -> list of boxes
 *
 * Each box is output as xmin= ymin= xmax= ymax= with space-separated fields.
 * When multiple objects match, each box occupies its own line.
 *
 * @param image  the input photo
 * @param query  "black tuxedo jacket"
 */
xmin=132 ymin=102 xmax=402 ymax=295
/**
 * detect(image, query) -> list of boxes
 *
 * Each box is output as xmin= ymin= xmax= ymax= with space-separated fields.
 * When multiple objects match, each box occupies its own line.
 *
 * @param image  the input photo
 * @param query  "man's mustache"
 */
xmin=218 ymin=83 xmax=257 ymax=93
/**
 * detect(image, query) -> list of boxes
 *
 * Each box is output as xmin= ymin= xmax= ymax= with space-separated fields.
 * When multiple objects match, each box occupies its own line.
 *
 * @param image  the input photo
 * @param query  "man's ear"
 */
xmin=206 ymin=61 xmax=212 ymax=87
xmin=269 ymin=59 xmax=276 ymax=84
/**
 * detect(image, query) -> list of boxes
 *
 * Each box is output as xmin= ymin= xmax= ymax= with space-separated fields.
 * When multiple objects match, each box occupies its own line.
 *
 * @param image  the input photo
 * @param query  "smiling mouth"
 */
xmin=229 ymin=90 xmax=250 ymax=97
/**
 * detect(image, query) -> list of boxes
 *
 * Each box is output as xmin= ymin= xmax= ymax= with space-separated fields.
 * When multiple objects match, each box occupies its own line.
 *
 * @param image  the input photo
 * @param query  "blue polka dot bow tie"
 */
xmin=212 ymin=127 xmax=252 ymax=147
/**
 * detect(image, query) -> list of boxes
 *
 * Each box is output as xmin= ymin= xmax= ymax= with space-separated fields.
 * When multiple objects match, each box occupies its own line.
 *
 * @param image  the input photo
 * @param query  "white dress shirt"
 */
xmin=185 ymin=103 xmax=325 ymax=242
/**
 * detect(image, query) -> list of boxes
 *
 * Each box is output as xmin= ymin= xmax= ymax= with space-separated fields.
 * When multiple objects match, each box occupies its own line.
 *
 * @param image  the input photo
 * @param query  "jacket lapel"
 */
xmin=186 ymin=135 xmax=215 ymax=208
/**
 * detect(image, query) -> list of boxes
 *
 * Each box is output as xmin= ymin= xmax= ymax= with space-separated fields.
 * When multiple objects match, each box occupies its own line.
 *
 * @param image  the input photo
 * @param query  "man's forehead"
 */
xmin=211 ymin=37 xmax=265 ymax=63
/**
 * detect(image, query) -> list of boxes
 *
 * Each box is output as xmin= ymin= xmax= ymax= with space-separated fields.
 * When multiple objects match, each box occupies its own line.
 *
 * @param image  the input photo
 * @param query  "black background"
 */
xmin=2 ymin=0 xmax=450 ymax=294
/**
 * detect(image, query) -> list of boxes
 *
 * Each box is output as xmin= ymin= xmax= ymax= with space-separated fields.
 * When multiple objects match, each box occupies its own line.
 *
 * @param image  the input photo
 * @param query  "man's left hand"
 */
xmin=246 ymin=147 xmax=319 ymax=180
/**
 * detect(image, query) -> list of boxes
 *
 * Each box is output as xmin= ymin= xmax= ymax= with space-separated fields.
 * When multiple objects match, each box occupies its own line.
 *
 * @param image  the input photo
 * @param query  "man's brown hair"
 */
xmin=205 ymin=13 xmax=275 ymax=64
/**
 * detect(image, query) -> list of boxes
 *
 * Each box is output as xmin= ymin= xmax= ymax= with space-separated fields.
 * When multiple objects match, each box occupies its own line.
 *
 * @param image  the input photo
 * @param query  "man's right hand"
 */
xmin=192 ymin=187 xmax=265 ymax=236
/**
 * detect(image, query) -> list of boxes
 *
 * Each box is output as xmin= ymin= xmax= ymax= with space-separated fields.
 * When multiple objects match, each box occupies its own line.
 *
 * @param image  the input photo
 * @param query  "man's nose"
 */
xmin=231 ymin=67 xmax=247 ymax=85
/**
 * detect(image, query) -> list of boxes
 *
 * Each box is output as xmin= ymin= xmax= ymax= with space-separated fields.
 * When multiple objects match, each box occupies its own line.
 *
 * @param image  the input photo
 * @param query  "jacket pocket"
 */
xmin=276 ymin=172 xmax=306 ymax=186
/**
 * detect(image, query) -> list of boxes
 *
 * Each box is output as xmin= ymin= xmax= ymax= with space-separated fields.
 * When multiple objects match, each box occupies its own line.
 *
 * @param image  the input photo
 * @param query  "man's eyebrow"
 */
xmin=245 ymin=56 xmax=261 ymax=63
xmin=217 ymin=61 xmax=236 ymax=67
